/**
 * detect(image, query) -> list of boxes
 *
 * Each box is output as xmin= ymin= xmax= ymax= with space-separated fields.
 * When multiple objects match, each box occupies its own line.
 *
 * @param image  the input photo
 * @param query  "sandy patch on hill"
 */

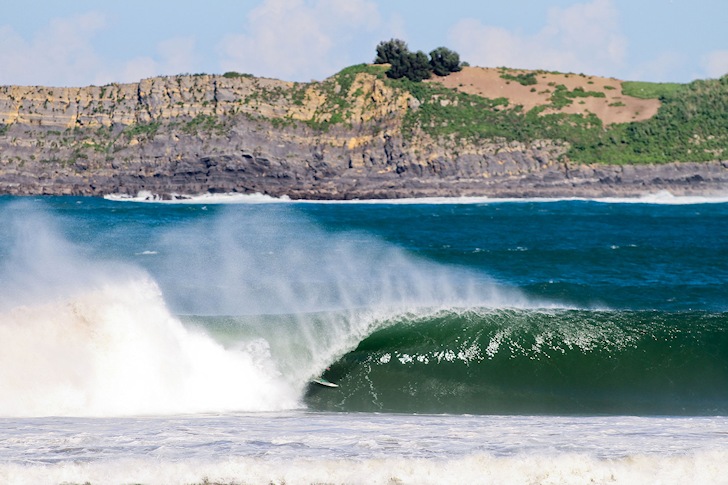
xmin=432 ymin=67 xmax=660 ymax=125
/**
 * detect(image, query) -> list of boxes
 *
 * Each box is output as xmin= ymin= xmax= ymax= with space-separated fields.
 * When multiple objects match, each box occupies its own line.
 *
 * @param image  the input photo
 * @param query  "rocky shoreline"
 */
xmin=2 ymin=147 xmax=725 ymax=200
xmin=1 ymin=119 xmax=726 ymax=200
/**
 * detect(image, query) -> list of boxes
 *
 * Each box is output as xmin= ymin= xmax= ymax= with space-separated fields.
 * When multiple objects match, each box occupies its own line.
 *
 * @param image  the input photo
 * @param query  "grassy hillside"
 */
xmin=581 ymin=77 xmax=728 ymax=164
xmin=320 ymin=65 xmax=728 ymax=165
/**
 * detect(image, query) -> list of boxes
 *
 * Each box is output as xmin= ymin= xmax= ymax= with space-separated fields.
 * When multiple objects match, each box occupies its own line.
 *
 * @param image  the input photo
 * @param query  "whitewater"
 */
xmin=0 ymin=195 xmax=727 ymax=484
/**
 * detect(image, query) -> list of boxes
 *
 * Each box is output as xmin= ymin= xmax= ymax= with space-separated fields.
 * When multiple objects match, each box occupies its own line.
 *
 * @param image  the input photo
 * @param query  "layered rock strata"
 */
xmin=0 ymin=73 xmax=725 ymax=199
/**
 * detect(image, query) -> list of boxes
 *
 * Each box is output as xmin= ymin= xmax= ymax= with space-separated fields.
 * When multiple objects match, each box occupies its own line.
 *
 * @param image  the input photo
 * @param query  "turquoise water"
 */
xmin=0 ymin=195 xmax=727 ymax=483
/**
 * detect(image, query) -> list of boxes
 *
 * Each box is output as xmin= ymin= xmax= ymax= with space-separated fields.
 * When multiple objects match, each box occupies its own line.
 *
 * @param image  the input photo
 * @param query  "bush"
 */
xmin=388 ymin=51 xmax=432 ymax=82
xmin=374 ymin=39 xmax=464 ymax=82
xmin=374 ymin=39 xmax=409 ymax=65
xmin=429 ymin=47 xmax=463 ymax=76
xmin=500 ymin=72 xmax=538 ymax=86
xmin=222 ymin=71 xmax=252 ymax=79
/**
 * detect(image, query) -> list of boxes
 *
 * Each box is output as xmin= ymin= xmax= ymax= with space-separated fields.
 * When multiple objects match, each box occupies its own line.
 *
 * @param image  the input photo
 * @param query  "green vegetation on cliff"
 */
xmin=387 ymin=72 xmax=728 ymax=164
xmin=573 ymin=77 xmax=728 ymax=164
xmin=259 ymin=62 xmax=725 ymax=165
xmin=2 ymin=60 xmax=725 ymax=168
xmin=395 ymin=76 xmax=604 ymax=153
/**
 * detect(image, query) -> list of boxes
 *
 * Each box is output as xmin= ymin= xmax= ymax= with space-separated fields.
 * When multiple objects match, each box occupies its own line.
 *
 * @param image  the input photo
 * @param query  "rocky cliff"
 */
xmin=0 ymin=67 xmax=726 ymax=199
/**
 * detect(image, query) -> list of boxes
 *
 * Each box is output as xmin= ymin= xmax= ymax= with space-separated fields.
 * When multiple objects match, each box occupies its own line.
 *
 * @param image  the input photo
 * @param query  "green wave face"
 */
xmin=306 ymin=309 xmax=728 ymax=415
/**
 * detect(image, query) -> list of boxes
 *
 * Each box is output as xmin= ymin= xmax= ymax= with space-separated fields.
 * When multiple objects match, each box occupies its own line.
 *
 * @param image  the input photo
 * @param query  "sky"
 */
xmin=0 ymin=0 xmax=726 ymax=87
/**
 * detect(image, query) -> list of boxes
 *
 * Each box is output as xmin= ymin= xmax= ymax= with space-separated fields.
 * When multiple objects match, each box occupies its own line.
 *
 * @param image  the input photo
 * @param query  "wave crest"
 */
xmin=0 ymin=276 xmax=298 ymax=417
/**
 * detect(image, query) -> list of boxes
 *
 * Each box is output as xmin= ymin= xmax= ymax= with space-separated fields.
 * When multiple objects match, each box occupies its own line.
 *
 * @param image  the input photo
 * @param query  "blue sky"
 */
xmin=1 ymin=0 xmax=726 ymax=87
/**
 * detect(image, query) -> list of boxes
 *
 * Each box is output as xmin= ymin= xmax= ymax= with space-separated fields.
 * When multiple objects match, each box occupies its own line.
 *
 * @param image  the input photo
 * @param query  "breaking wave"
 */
xmin=307 ymin=308 xmax=728 ymax=415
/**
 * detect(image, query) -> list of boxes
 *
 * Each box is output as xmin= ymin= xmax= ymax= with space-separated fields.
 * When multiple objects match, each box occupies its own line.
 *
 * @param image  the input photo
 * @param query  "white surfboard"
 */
xmin=312 ymin=377 xmax=339 ymax=388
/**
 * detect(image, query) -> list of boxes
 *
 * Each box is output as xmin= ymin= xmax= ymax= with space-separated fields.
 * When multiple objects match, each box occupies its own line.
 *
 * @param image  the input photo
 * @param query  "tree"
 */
xmin=374 ymin=39 xmax=409 ymax=65
xmin=429 ymin=47 xmax=463 ymax=76
xmin=388 ymin=51 xmax=432 ymax=82
xmin=373 ymin=39 xmax=463 ymax=82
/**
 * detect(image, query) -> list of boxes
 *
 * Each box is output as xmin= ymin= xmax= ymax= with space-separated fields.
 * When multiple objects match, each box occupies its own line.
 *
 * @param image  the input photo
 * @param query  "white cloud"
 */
xmin=386 ymin=12 xmax=408 ymax=42
xmin=217 ymin=0 xmax=381 ymax=81
xmin=449 ymin=0 xmax=627 ymax=76
xmin=702 ymin=50 xmax=728 ymax=78
xmin=118 ymin=37 xmax=198 ymax=83
xmin=0 ymin=13 xmax=198 ymax=87
xmin=627 ymin=51 xmax=686 ymax=82
xmin=0 ymin=12 xmax=106 ymax=86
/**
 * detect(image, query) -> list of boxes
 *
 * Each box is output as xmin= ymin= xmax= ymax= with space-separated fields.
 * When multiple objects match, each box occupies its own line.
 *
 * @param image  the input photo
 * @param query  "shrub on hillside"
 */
xmin=374 ymin=39 xmax=409 ymax=65
xmin=429 ymin=47 xmax=463 ymax=77
xmin=374 ymin=39 xmax=464 ymax=82
xmin=388 ymin=50 xmax=432 ymax=82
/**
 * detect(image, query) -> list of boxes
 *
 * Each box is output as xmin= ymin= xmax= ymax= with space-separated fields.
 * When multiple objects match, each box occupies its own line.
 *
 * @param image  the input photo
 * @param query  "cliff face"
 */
xmin=0 ymin=70 xmax=726 ymax=199
xmin=0 ymin=72 xmax=412 ymax=129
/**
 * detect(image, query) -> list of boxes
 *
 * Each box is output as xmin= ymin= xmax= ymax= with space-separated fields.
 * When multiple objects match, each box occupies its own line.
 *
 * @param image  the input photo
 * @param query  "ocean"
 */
xmin=0 ymin=193 xmax=727 ymax=484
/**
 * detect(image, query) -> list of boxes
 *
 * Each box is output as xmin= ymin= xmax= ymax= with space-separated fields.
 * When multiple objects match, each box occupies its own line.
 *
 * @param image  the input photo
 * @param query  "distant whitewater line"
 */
xmin=105 ymin=189 xmax=728 ymax=205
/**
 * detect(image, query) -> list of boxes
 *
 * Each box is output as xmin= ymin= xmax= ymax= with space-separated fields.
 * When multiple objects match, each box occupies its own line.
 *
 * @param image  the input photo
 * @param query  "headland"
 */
xmin=0 ymin=65 xmax=725 ymax=199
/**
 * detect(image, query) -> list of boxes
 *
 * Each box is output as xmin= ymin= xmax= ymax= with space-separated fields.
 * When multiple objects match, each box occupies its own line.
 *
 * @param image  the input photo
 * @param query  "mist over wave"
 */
xmin=151 ymin=207 xmax=535 ymax=316
xmin=0 ymin=202 xmax=305 ymax=416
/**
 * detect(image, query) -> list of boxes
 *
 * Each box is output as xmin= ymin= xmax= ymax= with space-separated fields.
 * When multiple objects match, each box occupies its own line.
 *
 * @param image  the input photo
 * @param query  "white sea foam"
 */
xmin=105 ymin=189 xmax=728 ymax=205
xmin=105 ymin=190 xmax=290 ymax=204
xmin=0 ymin=276 xmax=298 ymax=417
xmin=4 ymin=452 xmax=728 ymax=485
xmin=2 ymin=413 xmax=727 ymax=485
xmin=0 ymin=203 xmax=300 ymax=416
xmin=596 ymin=189 xmax=728 ymax=205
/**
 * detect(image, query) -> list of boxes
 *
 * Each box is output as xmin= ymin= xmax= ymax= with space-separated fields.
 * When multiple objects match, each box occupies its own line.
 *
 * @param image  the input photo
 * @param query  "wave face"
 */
xmin=306 ymin=309 xmax=728 ymax=415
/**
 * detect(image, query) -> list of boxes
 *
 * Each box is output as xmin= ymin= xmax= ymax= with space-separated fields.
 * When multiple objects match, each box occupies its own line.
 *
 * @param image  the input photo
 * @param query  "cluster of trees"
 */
xmin=374 ymin=39 xmax=466 ymax=82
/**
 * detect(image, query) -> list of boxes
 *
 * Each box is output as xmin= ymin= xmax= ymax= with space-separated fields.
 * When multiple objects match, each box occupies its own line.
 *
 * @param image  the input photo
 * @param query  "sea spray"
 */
xmin=139 ymin=205 xmax=542 ymax=388
xmin=150 ymin=206 xmax=533 ymax=316
xmin=0 ymin=275 xmax=299 ymax=417
xmin=0 ymin=203 xmax=297 ymax=416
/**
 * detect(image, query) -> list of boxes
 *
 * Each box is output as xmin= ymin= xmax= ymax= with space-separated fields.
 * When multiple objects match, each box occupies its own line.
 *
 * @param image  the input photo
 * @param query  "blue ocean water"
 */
xmin=0 ymin=194 xmax=727 ymax=483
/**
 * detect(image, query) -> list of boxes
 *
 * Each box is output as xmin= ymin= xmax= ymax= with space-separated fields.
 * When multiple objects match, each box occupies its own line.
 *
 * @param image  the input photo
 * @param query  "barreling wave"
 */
xmin=306 ymin=308 xmax=728 ymax=415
